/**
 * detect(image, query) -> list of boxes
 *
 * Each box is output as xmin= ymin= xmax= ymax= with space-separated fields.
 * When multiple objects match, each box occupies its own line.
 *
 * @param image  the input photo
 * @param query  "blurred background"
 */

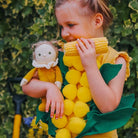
xmin=0 ymin=0 xmax=137 ymax=137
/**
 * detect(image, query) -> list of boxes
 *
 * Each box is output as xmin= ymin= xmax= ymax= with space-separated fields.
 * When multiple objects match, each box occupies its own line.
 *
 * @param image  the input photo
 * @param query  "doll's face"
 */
xmin=34 ymin=44 xmax=57 ymax=64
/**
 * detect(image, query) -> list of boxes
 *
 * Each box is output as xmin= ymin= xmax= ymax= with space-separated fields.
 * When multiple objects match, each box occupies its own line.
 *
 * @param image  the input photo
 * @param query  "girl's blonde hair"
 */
xmin=55 ymin=0 xmax=113 ymax=30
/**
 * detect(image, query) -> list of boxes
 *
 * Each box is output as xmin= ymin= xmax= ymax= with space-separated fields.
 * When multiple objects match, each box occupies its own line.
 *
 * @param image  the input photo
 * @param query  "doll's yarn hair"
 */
xmin=32 ymin=40 xmax=58 ymax=60
xmin=55 ymin=0 xmax=113 ymax=30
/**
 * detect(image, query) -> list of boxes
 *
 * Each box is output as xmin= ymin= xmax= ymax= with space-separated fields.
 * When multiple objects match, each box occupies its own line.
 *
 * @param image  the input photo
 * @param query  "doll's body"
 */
xmin=20 ymin=41 xmax=62 ymax=111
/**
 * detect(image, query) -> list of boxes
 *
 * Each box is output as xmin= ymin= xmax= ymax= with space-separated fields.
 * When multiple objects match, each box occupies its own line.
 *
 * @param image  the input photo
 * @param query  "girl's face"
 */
xmin=55 ymin=1 xmax=102 ymax=42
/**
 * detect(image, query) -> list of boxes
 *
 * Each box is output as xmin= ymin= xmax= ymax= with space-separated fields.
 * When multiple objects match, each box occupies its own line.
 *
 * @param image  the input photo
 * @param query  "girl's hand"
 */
xmin=46 ymin=83 xmax=64 ymax=119
xmin=76 ymin=38 xmax=97 ymax=69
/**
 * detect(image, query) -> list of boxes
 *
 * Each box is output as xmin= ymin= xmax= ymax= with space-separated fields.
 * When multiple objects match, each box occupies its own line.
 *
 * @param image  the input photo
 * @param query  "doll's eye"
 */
xmin=48 ymin=51 xmax=51 ymax=55
xmin=38 ymin=53 xmax=41 ymax=56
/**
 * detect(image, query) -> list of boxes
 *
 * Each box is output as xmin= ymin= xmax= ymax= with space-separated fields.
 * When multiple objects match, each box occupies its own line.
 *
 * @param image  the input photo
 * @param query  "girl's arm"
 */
xmin=76 ymin=38 xmax=126 ymax=113
xmin=22 ymin=78 xmax=64 ymax=119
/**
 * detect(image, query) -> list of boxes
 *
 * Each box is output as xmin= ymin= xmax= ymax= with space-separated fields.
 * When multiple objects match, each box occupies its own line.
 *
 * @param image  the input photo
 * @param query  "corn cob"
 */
xmin=63 ymin=37 xmax=108 ymax=56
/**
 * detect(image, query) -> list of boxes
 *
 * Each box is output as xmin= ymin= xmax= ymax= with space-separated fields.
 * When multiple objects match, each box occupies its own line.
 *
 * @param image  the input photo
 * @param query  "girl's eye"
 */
xmin=38 ymin=53 xmax=41 ymax=56
xmin=68 ymin=24 xmax=74 ymax=27
xmin=49 ymin=51 xmax=51 ymax=55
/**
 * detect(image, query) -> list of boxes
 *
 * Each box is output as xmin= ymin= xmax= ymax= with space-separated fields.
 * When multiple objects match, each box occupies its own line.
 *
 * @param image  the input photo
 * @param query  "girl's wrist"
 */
xmin=84 ymin=61 xmax=98 ymax=72
xmin=45 ymin=82 xmax=55 ymax=90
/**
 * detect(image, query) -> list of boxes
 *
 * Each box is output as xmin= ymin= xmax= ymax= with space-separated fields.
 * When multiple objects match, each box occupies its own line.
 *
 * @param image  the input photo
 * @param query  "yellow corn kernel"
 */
xmin=65 ymin=69 xmax=81 ymax=85
xmin=52 ymin=115 xmax=68 ymax=128
xmin=38 ymin=97 xmax=46 ymax=111
xmin=62 ymin=84 xmax=77 ymax=100
xmin=64 ymin=99 xmax=75 ymax=116
xmin=56 ymin=128 xmax=71 ymax=138
xmin=68 ymin=117 xmax=86 ymax=134
xmin=64 ymin=37 xmax=108 ymax=56
xmin=73 ymin=101 xmax=90 ymax=118
xmin=77 ymin=87 xmax=92 ymax=103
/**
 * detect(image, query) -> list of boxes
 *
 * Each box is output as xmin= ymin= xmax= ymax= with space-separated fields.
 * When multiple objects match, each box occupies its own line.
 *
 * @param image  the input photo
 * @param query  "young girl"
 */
xmin=22 ymin=0 xmax=135 ymax=137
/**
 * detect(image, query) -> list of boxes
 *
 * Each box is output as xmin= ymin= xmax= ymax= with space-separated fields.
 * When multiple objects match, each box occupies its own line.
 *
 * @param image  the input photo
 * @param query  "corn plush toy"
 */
xmin=20 ymin=41 xmax=63 ymax=111
xmin=50 ymin=37 xmax=109 ymax=138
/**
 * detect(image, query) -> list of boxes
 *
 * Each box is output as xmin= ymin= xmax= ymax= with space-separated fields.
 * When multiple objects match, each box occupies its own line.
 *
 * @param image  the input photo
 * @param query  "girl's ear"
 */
xmin=94 ymin=13 xmax=103 ymax=29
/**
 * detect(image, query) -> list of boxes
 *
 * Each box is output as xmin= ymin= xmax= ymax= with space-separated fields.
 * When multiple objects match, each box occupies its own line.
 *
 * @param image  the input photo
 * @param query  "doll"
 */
xmin=20 ymin=40 xmax=63 ymax=111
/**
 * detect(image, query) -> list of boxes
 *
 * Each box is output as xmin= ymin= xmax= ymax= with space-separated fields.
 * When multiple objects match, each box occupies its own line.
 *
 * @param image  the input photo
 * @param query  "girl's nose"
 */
xmin=61 ymin=28 xmax=70 ymax=39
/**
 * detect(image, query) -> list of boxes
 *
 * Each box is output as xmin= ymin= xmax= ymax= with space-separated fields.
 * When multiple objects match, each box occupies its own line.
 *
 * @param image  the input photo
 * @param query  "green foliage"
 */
xmin=0 ymin=0 xmax=57 ymax=137
xmin=0 ymin=0 xmax=137 ymax=137
xmin=107 ymin=1 xmax=138 ymax=137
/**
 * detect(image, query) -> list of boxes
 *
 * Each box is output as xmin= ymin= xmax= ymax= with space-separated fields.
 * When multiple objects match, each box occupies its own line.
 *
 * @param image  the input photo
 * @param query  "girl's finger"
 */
xmin=80 ymin=38 xmax=91 ymax=49
xmin=77 ymin=39 xmax=86 ymax=52
xmin=76 ymin=43 xmax=83 ymax=55
xmin=55 ymin=102 xmax=60 ymax=119
xmin=88 ymin=39 xmax=95 ymax=49
xmin=50 ymin=102 xmax=56 ymax=118
xmin=60 ymin=102 xmax=64 ymax=118
xmin=46 ymin=99 xmax=50 ymax=112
